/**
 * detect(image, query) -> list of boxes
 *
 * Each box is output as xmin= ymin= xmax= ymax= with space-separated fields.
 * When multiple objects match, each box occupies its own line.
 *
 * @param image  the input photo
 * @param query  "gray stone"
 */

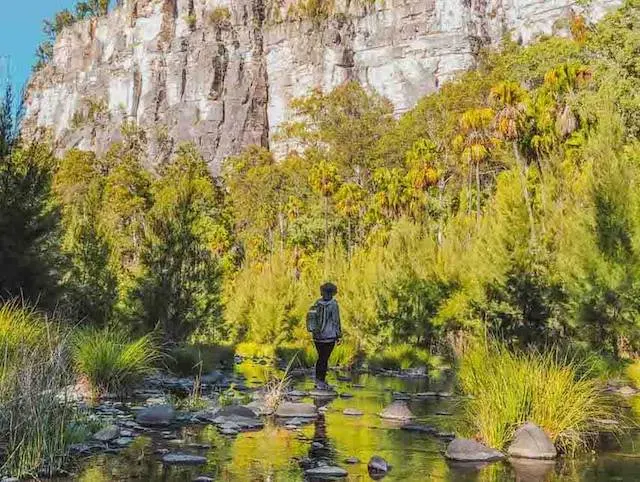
xmin=113 ymin=437 xmax=134 ymax=447
xmin=193 ymin=477 xmax=214 ymax=482
xmin=93 ymin=424 xmax=120 ymax=442
xmin=401 ymin=423 xmax=438 ymax=434
xmin=345 ymin=457 xmax=359 ymax=464
xmin=162 ymin=453 xmax=207 ymax=465
xmin=342 ymin=408 xmax=364 ymax=416
xmin=379 ymin=401 xmax=415 ymax=420
xmin=215 ymin=405 xmax=259 ymax=419
xmin=507 ymin=422 xmax=557 ymax=459
xmin=445 ymin=438 xmax=504 ymax=462
xmin=276 ymin=402 xmax=317 ymax=418
xmin=136 ymin=405 xmax=175 ymax=427
xmin=304 ymin=466 xmax=348 ymax=477
xmin=368 ymin=455 xmax=389 ymax=474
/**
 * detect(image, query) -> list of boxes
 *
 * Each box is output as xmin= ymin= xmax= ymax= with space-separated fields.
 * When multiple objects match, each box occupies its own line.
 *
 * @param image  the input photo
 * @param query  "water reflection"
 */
xmin=62 ymin=364 xmax=640 ymax=481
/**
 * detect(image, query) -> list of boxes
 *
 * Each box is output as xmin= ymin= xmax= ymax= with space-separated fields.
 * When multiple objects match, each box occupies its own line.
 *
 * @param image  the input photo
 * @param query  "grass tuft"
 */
xmin=458 ymin=340 xmax=619 ymax=454
xmin=72 ymin=328 xmax=159 ymax=396
xmin=625 ymin=359 xmax=640 ymax=389
xmin=367 ymin=343 xmax=440 ymax=371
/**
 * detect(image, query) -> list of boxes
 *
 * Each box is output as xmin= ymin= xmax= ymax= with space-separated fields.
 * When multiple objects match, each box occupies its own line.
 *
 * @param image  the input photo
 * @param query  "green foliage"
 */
xmin=625 ymin=360 xmax=640 ymax=389
xmin=71 ymin=328 xmax=159 ymax=396
xmin=0 ymin=302 xmax=49 ymax=365
xmin=367 ymin=343 xmax=440 ymax=371
xmin=0 ymin=86 xmax=61 ymax=307
xmin=166 ymin=343 xmax=234 ymax=377
xmin=209 ymin=7 xmax=231 ymax=28
xmin=276 ymin=343 xmax=316 ymax=368
xmin=458 ymin=340 xmax=618 ymax=454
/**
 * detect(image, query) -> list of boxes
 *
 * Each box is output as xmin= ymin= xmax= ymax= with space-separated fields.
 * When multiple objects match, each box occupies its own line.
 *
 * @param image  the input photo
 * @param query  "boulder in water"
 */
xmin=136 ymin=405 xmax=175 ymax=427
xmin=379 ymin=401 xmax=415 ymax=420
xmin=368 ymin=455 xmax=390 ymax=474
xmin=93 ymin=425 xmax=120 ymax=442
xmin=343 ymin=408 xmax=364 ymax=416
xmin=276 ymin=402 xmax=317 ymax=418
xmin=507 ymin=422 xmax=556 ymax=459
xmin=445 ymin=438 xmax=504 ymax=462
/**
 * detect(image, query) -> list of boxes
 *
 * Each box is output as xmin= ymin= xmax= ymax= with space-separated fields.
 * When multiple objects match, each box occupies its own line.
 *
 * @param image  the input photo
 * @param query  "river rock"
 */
xmin=343 ymin=408 xmax=364 ymax=416
xmin=509 ymin=458 xmax=556 ymax=481
xmin=507 ymin=422 xmax=557 ymax=459
xmin=379 ymin=401 xmax=415 ymax=420
xmin=445 ymin=438 xmax=504 ymax=462
xmin=304 ymin=466 xmax=348 ymax=477
xmin=200 ymin=370 xmax=226 ymax=385
xmin=276 ymin=402 xmax=317 ymax=418
xmin=309 ymin=389 xmax=338 ymax=399
xmin=345 ymin=456 xmax=359 ymax=464
xmin=215 ymin=405 xmax=258 ymax=418
xmin=113 ymin=437 xmax=134 ymax=447
xmin=368 ymin=455 xmax=390 ymax=474
xmin=93 ymin=424 xmax=120 ymax=442
xmin=136 ymin=405 xmax=175 ymax=427
xmin=162 ymin=453 xmax=207 ymax=465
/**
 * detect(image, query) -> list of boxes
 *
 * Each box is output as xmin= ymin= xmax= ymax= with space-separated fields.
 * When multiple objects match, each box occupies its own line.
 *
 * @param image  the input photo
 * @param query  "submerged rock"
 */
xmin=368 ymin=455 xmax=390 ymax=474
xmin=507 ymin=422 xmax=557 ymax=459
xmin=276 ymin=402 xmax=317 ymax=418
xmin=162 ymin=453 xmax=208 ymax=465
xmin=304 ymin=466 xmax=348 ymax=477
xmin=136 ymin=405 xmax=175 ymax=427
xmin=93 ymin=424 xmax=120 ymax=442
xmin=343 ymin=408 xmax=364 ymax=416
xmin=445 ymin=438 xmax=504 ymax=462
xmin=215 ymin=405 xmax=258 ymax=419
xmin=345 ymin=456 xmax=359 ymax=464
xmin=379 ymin=401 xmax=415 ymax=420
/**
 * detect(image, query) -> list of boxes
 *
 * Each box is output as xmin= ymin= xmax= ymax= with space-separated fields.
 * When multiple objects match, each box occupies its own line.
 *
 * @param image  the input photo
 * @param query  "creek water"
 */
xmin=62 ymin=362 xmax=640 ymax=481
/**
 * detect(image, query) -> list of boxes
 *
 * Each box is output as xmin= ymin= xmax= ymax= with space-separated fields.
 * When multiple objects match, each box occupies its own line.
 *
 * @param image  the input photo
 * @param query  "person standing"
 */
xmin=307 ymin=282 xmax=342 ymax=390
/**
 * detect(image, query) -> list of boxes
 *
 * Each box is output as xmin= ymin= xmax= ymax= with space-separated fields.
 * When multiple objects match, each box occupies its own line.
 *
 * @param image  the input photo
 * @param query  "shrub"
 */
xmin=166 ymin=343 xmax=234 ymax=377
xmin=367 ymin=343 xmax=437 ymax=371
xmin=457 ymin=340 xmax=618 ymax=454
xmin=72 ymin=328 xmax=159 ymax=396
xmin=235 ymin=341 xmax=276 ymax=360
xmin=329 ymin=341 xmax=359 ymax=368
xmin=209 ymin=7 xmax=231 ymax=28
xmin=625 ymin=359 xmax=640 ymax=389
xmin=0 ymin=301 xmax=49 ymax=363
xmin=276 ymin=343 xmax=316 ymax=368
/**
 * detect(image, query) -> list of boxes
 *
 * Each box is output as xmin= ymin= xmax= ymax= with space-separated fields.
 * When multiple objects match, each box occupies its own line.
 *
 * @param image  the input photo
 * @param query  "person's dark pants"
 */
xmin=314 ymin=341 xmax=335 ymax=383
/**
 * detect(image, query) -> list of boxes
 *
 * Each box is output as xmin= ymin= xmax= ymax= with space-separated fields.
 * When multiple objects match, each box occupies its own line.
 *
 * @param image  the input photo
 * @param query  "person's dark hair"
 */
xmin=320 ymin=282 xmax=337 ymax=295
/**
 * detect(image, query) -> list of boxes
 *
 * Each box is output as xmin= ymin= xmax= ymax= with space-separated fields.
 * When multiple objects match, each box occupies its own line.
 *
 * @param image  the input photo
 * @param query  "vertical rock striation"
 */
xmin=22 ymin=0 xmax=621 ymax=171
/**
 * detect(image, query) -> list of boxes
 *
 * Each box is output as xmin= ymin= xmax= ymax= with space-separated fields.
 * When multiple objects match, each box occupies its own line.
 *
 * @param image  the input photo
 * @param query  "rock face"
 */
xmin=445 ymin=438 xmax=504 ymax=462
xmin=507 ymin=422 xmax=557 ymax=459
xmin=23 ymin=0 xmax=621 ymax=171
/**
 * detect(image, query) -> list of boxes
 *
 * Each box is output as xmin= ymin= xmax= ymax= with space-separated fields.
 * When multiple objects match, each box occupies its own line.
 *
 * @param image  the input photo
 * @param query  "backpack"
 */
xmin=306 ymin=302 xmax=322 ymax=335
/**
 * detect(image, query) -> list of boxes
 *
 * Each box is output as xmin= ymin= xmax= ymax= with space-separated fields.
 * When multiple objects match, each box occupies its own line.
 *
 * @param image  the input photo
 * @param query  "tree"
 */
xmin=76 ymin=0 xmax=110 ymax=19
xmin=0 ymin=84 xmax=61 ymax=306
xmin=135 ymin=145 xmax=224 ymax=342
xmin=334 ymin=182 xmax=366 ymax=252
xmin=490 ymin=81 xmax=536 ymax=243
xmin=308 ymin=160 xmax=341 ymax=252
xmin=453 ymin=107 xmax=497 ymax=221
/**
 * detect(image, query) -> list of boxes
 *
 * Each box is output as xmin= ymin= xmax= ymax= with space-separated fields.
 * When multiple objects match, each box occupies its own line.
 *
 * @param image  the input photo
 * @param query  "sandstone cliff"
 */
xmin=22 ymin=0 xmax=621 ymax=171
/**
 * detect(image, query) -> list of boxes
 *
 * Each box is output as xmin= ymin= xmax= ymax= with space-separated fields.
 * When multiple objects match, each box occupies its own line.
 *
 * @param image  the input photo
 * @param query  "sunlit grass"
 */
xmin=625 ymin=360 xmax=640 ymax=389
xmin=458 ymin=340 xmax=619 ymax=454
xmin=72 ymin=328 xmax=160 ymax=396
xmin=367 ymin=343 xmax=442 ymax=371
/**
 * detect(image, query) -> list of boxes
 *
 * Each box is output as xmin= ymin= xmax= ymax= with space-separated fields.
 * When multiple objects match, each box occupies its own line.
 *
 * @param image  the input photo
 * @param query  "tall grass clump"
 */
xmin=72 ymin=328 xmax=159 ymax=396
xmin=458 ymin=340 xmax=618 ymax=454
xmin=166 ymin=343 xmax=234 ymax=376
xmin=0 ymin=303 xmax=75 ymax=478
xmin=276 ymin=343 xmax=316 ymax=368
xmin=329 ymin=341 xmax=359 ymax=368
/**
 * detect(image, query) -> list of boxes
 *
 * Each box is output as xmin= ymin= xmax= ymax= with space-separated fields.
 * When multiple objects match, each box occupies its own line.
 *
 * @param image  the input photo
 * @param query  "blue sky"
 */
xmin=0 ymin=1 xmax=79 ymax=99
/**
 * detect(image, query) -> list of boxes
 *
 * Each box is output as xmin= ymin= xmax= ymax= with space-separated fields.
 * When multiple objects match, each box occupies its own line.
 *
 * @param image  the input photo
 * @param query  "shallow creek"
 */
xmin=57 ymin=362 xmax=640 ymax=481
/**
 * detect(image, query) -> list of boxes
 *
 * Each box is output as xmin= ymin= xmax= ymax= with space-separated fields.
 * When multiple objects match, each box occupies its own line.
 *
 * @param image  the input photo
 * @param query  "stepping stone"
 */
xmin=507 ymin=422 xmax=556 ymax=459
xmin=414 ymin=392 xmax=437 ymax=398
xmin=287 ymin=390 xmax=308 ymax=398
xmin=445 ymin=438 xmax=504 ymax=462
xmin=276 ymin=402 xmax=317 ymax=418
xmin=345 ymin=456 xmax=359 ymax=464
xmin=339 ymin=392 xmax=353 ymax=399
xmin=162 ymin=453 xmax=207 ymax=465
xmin=379 ymin=401 xmax=415 ymax=420
xmin=343 ymin=408 xmax=364 ymax=416
xmin=93 ymin=425 xmax=120 ymax=442
xmin=309 ymin=389 xmax=338 ymax=399
xmin=113 ymin=437 xmax=134 ymax=447
xmin=136 ymin=405 xmax=175 ymax=427
xmin=304 ymin=466 xmax=348 ymax=477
